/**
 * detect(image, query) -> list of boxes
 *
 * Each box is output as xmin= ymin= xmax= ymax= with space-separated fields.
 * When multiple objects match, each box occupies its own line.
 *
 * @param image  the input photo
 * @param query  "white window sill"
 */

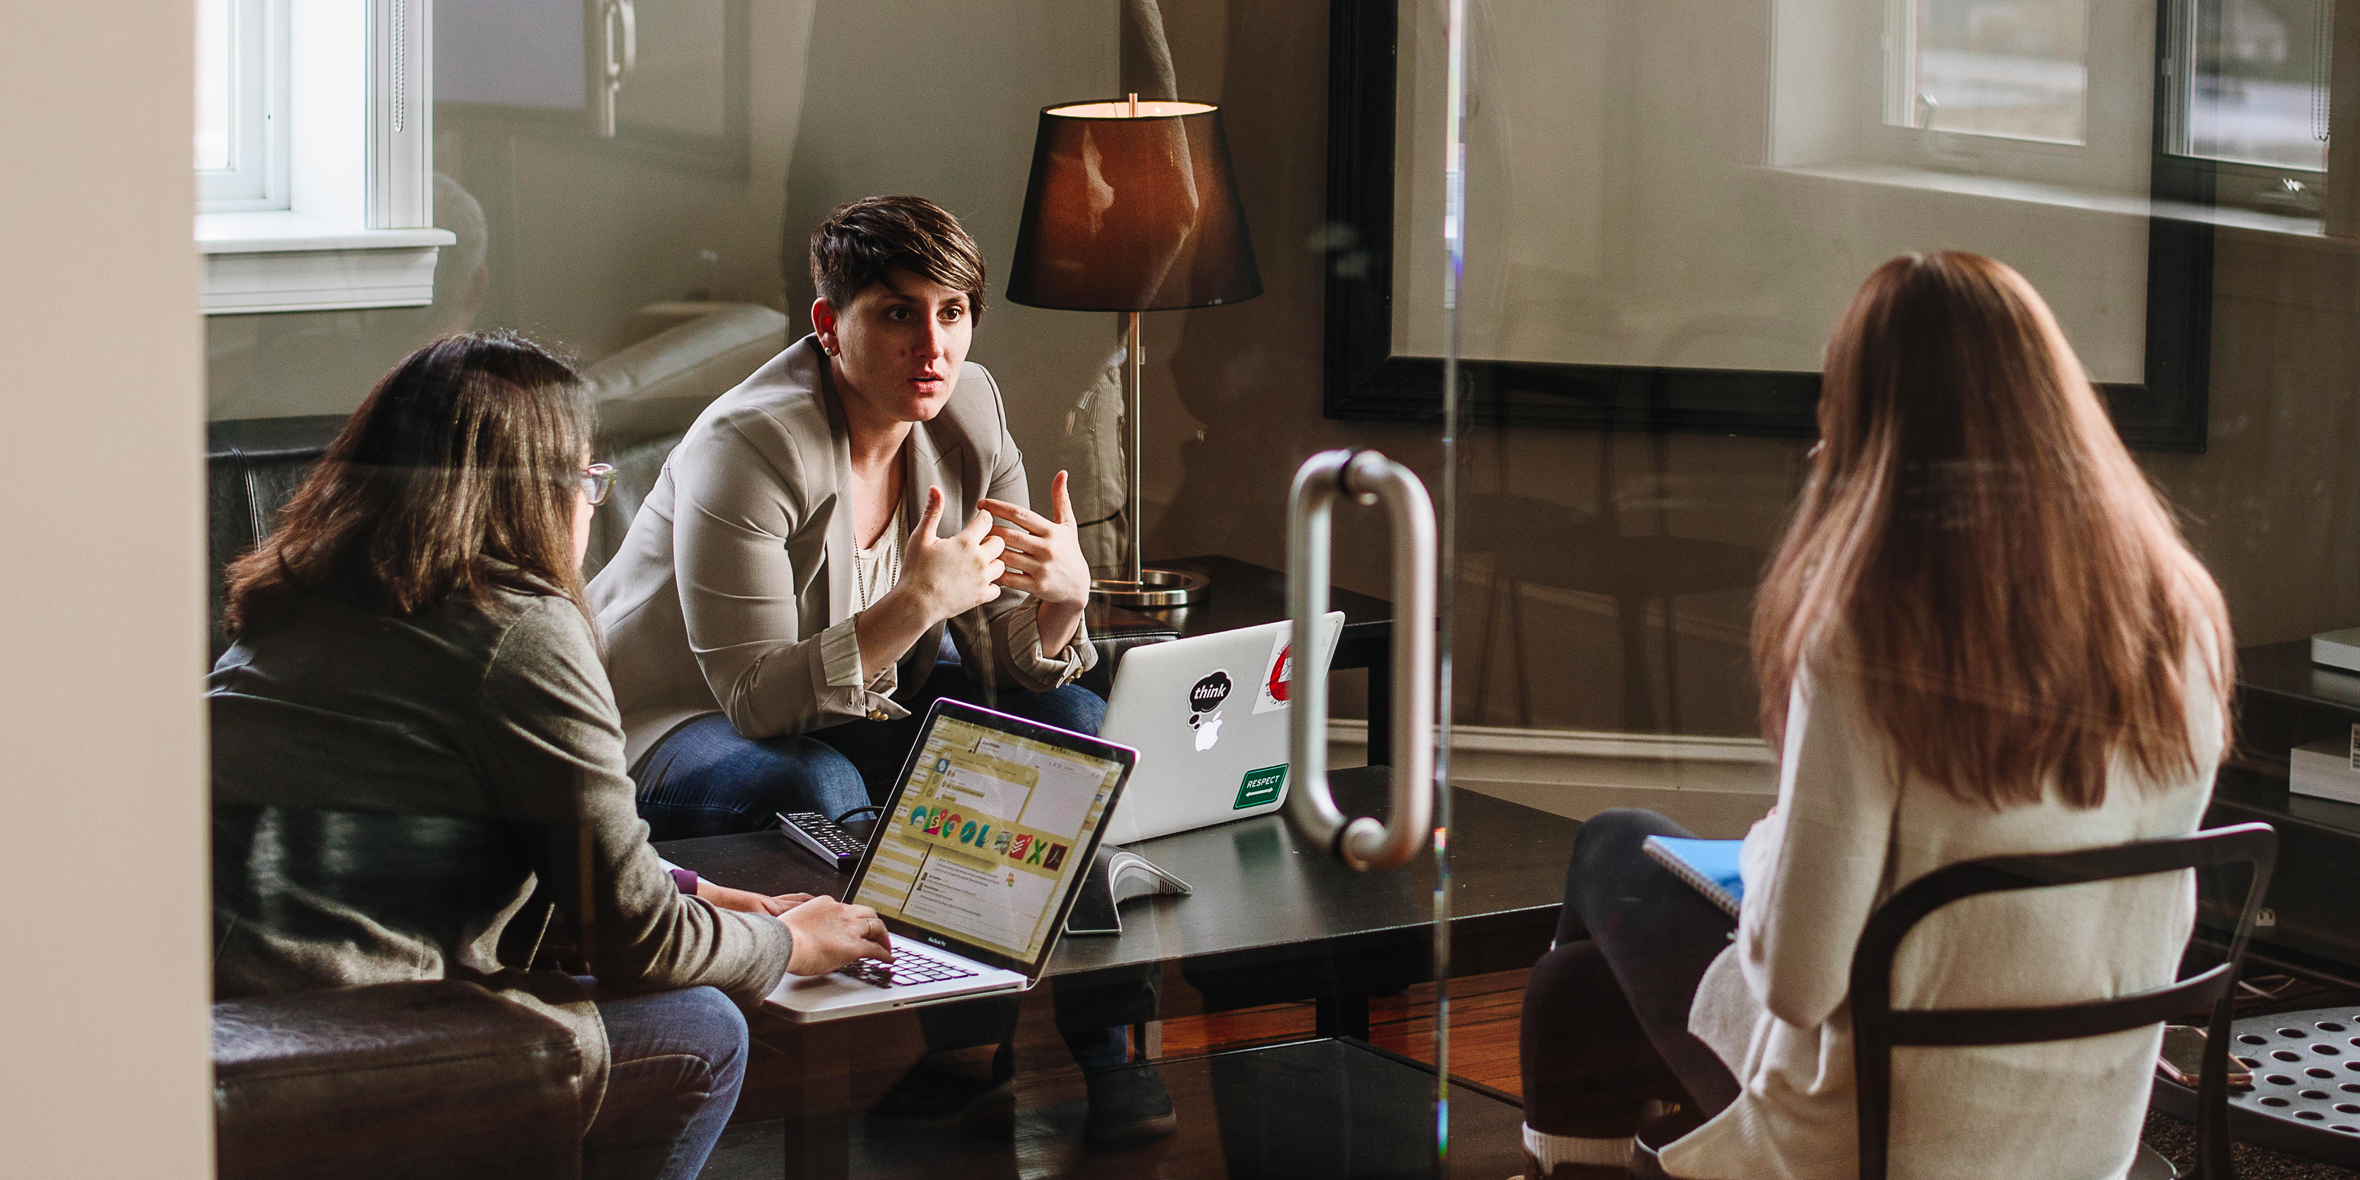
xmin=197 ymin=211 xmax=456 ymax=315
xmin=1766 ymin=162 xmax=2329 ymax=239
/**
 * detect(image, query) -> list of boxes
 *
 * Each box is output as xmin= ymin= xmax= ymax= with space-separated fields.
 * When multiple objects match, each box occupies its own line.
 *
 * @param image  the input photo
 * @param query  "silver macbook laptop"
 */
xmin=1098 ymin=614 xmax=1344 ymax=846
xmin=766 ymin=698 xmax=1137 ymax=1023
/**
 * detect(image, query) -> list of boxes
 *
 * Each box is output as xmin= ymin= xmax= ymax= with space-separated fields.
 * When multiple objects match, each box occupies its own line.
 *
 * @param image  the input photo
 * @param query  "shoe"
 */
xmin=1082 ymin=1063 xmax=1177 ymax=1151
xmin=865 ymin=1052 xmax=1015 ymax=1134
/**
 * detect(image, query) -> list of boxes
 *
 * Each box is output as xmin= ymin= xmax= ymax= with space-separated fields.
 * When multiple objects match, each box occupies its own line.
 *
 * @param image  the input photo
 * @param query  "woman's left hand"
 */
xmin=979 ymin=471 xmax=1091 ymax=610
xmin=698 ymin=881 xmax=815 ymax=916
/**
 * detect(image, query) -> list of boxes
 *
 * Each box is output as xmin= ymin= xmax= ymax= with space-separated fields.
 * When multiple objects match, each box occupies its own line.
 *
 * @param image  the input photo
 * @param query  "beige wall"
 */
xmin=205 ymin=0 xmax=1122 ymax=509
xmin=0 ymin=4 xmax=213 ymax=1177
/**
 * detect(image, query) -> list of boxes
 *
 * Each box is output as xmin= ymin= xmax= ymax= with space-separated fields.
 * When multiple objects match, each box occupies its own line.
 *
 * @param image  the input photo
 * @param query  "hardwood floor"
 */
xmin=713 ymin=967 xmax=2360 ymax=1179
xmin=736 ymin=965 xmax=1534 ymax=1130
xmin=1152 ymin=969 xmax=1529 ymax=1097
xmin=711 ymin=968 xmax=1535 ymax=1180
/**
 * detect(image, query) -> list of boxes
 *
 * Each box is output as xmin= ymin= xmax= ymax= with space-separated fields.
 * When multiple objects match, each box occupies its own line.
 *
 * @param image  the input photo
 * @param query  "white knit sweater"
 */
xmin=1660 ymin=651 xmax=2222 ymax=1180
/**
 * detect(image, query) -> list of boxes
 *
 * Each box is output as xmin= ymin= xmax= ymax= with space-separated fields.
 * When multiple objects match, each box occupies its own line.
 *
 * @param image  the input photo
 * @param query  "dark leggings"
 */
xmin=1519 ymin=808 xmax=1742 ymax=1137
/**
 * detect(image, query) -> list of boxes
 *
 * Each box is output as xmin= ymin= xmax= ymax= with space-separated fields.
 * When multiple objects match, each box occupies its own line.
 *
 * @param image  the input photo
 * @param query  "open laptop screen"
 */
xmin=848 ymin=700 xmax=1132 ymax=974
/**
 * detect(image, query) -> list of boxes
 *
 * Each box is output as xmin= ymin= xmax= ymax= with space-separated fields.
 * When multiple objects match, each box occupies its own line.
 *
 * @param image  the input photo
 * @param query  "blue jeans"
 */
xmin=581 ymin=982 xmax=748 ymax=1180
xmin=631 ymin=664 xmax=1108 ymax=840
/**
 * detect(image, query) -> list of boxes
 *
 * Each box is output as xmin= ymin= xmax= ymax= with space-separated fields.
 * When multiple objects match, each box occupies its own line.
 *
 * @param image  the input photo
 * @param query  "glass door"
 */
xmin=201 ymin=1 xmax=1520 ymax=1177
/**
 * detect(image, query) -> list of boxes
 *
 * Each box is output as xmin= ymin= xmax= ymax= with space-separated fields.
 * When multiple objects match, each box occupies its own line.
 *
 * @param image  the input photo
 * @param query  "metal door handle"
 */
xmin=599 ymin=0 xmax=638 ymax=138
xmin=1284 ymin=449 xmax=1436 ymax=871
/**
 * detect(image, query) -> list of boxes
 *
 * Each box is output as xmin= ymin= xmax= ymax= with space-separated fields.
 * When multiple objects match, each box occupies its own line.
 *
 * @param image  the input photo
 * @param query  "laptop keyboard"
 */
xmin=834 ymin=945 xmax=980 ymax=990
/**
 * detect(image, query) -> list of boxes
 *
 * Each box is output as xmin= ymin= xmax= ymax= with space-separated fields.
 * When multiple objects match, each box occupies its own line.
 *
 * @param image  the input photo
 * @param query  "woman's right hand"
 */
xmin=780 ymin=895 xmax=894 ymax=976
xmin=896 ymin=485 xmax=1005 ymax=625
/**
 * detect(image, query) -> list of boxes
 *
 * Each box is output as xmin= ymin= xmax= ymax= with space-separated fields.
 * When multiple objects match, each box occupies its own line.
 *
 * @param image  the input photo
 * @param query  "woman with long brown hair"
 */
xmin=209 ymin=331 xmax=892 ymax=1180
xmin=1512 ymin=253 xmax=2232 ymax=1180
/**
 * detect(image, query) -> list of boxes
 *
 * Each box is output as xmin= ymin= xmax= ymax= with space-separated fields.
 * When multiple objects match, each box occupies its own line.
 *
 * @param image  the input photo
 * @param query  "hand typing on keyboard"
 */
xmin=781 ymin=896 xmax=895 ymax=976
xmin=835 ymin=946 xmax=978 ymax=990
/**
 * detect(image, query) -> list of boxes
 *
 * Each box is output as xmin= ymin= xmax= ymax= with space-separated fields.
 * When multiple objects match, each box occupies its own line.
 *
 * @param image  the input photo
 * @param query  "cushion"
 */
xmin=213 ymin=981 xmax=583 ymax=1180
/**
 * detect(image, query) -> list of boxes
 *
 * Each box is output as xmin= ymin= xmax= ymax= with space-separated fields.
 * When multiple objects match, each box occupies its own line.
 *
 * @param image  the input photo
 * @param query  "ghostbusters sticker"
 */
xmin=1253 ymin=626 xmax=1298 ymax=715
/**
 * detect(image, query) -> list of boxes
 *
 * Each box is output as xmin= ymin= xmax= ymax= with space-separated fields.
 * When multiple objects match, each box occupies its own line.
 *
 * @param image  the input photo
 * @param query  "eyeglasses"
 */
xmin=581 ymin=462 xmax=617 ymax=507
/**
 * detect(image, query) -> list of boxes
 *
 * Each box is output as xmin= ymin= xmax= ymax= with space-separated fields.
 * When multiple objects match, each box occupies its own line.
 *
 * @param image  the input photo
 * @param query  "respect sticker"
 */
xmin=1235 ymin=764 xmax=1288 ymax=810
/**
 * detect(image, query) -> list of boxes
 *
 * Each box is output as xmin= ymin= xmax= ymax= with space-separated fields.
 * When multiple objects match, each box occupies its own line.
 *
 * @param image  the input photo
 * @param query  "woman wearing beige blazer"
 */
xmin=588 ymin=199 xmax=1099 ymax=838
xmin=587 ymin=196 xmax=1173 ymax=1150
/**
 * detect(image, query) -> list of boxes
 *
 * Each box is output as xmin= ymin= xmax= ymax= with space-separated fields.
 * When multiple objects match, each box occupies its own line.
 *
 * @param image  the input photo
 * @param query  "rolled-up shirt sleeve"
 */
xmin=988 ymin=598 xmax=1094 ymax=690
xmin=819 ymin=615 xmax=908 ymax=722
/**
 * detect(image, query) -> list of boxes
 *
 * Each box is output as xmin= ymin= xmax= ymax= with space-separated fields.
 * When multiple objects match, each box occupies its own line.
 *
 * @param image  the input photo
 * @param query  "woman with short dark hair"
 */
xmin=588 ymin=195 xmax=1171 ymax=1151
xmin=1513 ymin=254 xmax=2234 ymax=1180
xmin=591 ymin=193 xmax=1101 ymax=835
xmin=211 ymin=330 xmax=892 ymax=1180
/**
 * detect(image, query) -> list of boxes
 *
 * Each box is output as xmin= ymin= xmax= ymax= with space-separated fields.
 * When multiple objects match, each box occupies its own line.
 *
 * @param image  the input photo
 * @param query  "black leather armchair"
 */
xmin=209 ymin=417 xmax=593 ymax=1178
xmin=213 ymin=982 xmax=584 ymax=1180
xmin=208 ymin=415 xmax=345 ymax=663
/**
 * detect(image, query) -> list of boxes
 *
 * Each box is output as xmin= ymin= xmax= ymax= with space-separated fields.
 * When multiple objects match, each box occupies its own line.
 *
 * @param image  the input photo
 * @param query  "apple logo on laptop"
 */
xmin=1188 ymin=670 xmax=1233 ymax=752
xmin=1194 ymin=715 xmax=1224 ymax=751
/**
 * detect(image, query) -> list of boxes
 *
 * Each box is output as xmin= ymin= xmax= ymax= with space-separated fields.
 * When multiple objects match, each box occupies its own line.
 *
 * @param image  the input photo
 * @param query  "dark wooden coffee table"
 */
xmin=658 ymin=771 xmax=1576 ymax=1179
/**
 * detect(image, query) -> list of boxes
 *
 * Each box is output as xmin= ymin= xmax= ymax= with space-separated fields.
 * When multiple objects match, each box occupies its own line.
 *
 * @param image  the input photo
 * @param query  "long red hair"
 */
xmin=1752 ymin=253 xmax=2232 ymax=808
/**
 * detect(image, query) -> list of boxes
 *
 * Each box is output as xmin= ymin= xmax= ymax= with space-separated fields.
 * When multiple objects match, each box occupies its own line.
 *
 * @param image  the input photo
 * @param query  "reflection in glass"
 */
xmin=1903 ymin=0 xmax=2090 ymax=143
xmin=196 ymin=0 xmax=231 ymax=170
xmin=612 ymin=0 xmax=729 ymax=139
xmin=2181 ymin=0 xmax=2331 ymax=172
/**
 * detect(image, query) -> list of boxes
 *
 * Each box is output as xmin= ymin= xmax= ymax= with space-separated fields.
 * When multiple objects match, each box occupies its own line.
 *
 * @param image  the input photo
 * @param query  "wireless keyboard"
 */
xmin=777 ymin=811 xmax=866 ymax=871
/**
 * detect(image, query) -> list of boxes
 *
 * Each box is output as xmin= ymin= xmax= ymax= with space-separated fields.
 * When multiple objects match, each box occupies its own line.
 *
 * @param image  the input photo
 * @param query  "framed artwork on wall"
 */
xmin=1322 ymin=0 xmax=2226 ymax=452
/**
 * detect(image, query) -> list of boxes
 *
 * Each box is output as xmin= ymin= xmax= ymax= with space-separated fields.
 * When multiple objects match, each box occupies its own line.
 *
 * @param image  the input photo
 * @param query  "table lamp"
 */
xmin=1007 ymin=94 xmax=1262 ymax=607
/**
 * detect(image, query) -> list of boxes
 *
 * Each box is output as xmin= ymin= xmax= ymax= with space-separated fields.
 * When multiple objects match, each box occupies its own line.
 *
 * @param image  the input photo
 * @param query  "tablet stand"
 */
xmin=1063 ymin=845 xmax=1193 ymax=936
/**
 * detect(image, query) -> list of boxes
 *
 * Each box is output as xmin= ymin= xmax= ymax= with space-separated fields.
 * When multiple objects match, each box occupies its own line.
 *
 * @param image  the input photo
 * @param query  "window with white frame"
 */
xmin=2160 ymin=0 xmax=2331 ymax=211
xmin=195 ymin=0 xmax=450 ymax=315
xmin=196 ymin=0 xmax=289 ymax=212
xmin=1869 ymin=0 xmax=2153 ymax=194
xmin=1870 ymin=0 xmax=2333 ymax=212
xmin=1885 ymin=0 xmax=2093 ymax=144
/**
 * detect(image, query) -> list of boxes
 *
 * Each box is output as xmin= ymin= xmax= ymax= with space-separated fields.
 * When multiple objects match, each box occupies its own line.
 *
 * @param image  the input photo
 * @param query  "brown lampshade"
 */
xmin=1006 ymin=100 xmax=1262 ymax=313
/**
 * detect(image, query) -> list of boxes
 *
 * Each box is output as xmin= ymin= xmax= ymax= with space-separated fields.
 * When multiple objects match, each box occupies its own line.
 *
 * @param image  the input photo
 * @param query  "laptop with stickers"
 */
xmin=1097 ymin=614 xmax=1345 ymax=846
xmin=766 ymin=698 xmax=1137 ymax=1023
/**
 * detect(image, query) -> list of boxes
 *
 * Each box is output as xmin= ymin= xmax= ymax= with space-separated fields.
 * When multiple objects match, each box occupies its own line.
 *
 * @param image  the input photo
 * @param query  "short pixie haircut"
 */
xmin=809 ymin=195 xmax=988 ymax=320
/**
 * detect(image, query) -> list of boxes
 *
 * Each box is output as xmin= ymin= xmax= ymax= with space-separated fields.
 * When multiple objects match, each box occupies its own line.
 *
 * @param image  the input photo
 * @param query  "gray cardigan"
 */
xmin=586 ymin=334 xmax=1095 ymax=767
xmin=209 ymin=579 xmax=793 ymax=1127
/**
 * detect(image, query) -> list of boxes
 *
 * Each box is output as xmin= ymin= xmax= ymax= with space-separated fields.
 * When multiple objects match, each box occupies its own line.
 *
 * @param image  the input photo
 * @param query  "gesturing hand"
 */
xmin=781 ymin=895 xmax=894 ymax=976
xmin=898 ymin=485 xmax=1007 ymax=625
xmin=979 ymin=471 xmax=1090 ymax=610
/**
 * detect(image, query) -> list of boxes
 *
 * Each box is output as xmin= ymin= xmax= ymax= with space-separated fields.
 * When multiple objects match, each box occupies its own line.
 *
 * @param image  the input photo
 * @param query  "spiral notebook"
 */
xmin=1642 ymin=835 xmax=1744 ymax=918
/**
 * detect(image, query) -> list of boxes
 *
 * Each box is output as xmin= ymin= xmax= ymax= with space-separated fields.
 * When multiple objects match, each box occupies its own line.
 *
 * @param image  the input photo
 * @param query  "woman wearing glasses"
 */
xmin=209 ymin=331 xmax=892 ymax=1180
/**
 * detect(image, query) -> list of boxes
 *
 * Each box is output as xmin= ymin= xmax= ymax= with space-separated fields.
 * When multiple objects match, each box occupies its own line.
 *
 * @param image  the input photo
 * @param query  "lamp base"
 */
xmin=1090 ymin=568 xmax=1210 ymax=608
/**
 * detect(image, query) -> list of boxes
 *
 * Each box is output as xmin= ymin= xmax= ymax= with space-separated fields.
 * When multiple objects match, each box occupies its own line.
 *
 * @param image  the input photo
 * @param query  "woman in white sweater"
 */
xmin=1515 ymin=252 xmax=2234 ymax=1180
